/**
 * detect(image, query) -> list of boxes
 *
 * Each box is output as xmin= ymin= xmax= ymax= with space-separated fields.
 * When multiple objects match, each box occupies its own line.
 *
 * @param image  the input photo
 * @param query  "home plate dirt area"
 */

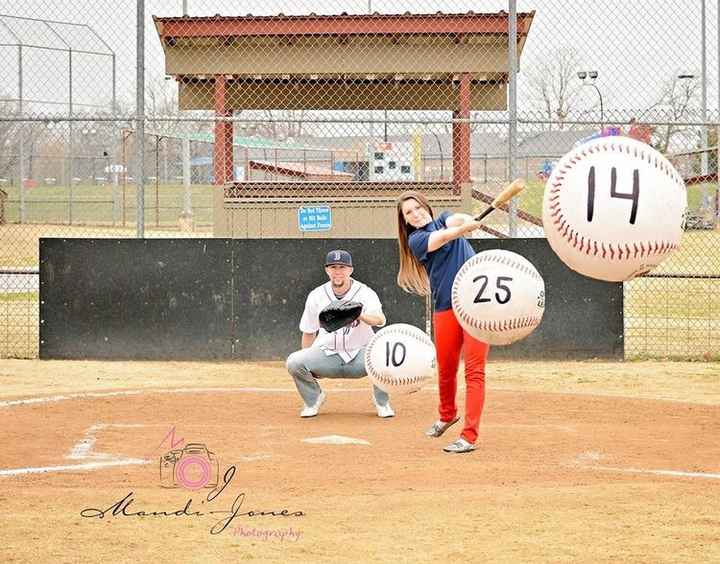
xmin=0 ymin=359 xmax=719 ymax=563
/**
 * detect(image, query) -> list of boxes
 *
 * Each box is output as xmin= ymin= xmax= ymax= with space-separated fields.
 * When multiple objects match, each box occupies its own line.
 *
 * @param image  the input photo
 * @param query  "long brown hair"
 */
xmin=396 ymin=191 xmax=434 ymax=296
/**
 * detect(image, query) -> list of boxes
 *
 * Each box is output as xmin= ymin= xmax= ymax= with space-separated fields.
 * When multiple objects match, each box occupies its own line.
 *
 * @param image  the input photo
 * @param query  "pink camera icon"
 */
xmin=159 ymin=443 xmax=219 ymax=490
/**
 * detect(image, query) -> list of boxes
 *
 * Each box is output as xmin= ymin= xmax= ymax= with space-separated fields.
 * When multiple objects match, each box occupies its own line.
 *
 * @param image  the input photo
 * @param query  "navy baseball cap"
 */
xmin=325 ymin=249 xmax=353 ymax=267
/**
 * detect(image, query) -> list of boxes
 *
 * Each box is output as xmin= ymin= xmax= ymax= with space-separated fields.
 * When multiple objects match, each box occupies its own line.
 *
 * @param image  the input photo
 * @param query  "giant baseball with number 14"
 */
xmin=542 ymin=135 xmax=687 ymax=282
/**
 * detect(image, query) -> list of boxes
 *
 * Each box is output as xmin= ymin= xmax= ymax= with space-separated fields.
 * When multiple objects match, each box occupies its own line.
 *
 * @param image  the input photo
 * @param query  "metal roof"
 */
xmin=153 ymin=11 xmax=535 ymax=38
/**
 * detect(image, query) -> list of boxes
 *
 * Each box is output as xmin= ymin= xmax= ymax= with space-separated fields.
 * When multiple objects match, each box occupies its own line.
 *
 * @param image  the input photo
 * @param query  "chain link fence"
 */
xmin=1 ymin=1 xmax=718 ymax=359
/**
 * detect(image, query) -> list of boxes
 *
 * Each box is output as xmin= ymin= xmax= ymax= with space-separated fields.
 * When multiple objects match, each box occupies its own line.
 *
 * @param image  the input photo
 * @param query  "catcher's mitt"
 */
xmin=319 ymin=301 xmax=363 ymax=333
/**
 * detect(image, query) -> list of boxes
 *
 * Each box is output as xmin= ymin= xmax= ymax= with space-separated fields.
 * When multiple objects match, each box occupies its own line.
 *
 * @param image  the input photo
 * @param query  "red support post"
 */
xmin=224 ymin=109 xmax=234 ymax=182
xmin=452 ymin=109 xmax=460 ymax=187
xmin=213 ymin=75 xmax=234 ymax=185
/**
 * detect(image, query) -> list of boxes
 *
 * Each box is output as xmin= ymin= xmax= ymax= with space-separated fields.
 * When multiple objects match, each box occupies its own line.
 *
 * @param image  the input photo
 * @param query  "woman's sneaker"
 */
xmin=443 ymin=438 xmax=475 ymax=453
xmin=424 ymin=416 xmax=460 ymax=437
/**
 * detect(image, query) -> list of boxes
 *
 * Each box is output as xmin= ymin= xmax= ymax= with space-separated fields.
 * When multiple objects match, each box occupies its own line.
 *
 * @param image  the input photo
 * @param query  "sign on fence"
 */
xmin=298 ymin=206 xmax=332 ymax=232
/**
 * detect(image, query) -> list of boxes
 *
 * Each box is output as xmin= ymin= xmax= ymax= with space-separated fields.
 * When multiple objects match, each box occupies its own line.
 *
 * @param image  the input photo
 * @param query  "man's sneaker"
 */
xmin=375 ymin=402 xmax=395 ymax=418
xmin=443 ymin=438 xmax=476 ymax=453
xmin=300 ymin=391 xmax=326 ymax=418
xmin=425 ymin=416 xmax=460 ymax=437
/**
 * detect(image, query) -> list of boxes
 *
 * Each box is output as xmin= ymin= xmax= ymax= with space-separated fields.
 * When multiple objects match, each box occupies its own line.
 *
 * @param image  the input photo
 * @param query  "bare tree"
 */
xmin=146 ymin=77 xmax=183 ymax=136
xmin=638 ymin=74 xmax=700 ymax=153
xmin=527 ymin=47 xmax=584 ymax=130
xmin=0 ymin=96 xmax=20 ymax=180
xmin=0 ymin=97 xmax=50 ymax=184
xmin=255 ymin=109 xmax=306 ymax=141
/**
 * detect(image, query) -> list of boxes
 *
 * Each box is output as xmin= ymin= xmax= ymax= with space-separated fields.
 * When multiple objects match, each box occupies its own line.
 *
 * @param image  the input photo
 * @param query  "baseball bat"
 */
xmin=473 ymin=178 xmax=526 ymax=222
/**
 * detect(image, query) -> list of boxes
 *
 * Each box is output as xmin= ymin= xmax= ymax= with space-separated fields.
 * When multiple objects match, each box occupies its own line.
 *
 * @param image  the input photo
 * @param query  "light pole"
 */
xmin=577 ymin=70 xmax=604 ymax=131
xmin=700 ymin=0 xmax=708 ymax=176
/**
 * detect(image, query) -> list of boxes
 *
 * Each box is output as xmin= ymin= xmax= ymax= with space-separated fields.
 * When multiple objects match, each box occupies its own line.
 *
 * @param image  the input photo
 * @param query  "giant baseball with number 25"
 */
xmin=542 ymin=135 xmax=687 ymax=282
xmin=451 ymin=250 xmax=545 ymax=345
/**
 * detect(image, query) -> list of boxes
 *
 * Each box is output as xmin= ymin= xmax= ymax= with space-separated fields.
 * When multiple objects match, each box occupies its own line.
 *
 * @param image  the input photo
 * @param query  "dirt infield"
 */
xmin=1 ymin=359 xmax=719 ymax=563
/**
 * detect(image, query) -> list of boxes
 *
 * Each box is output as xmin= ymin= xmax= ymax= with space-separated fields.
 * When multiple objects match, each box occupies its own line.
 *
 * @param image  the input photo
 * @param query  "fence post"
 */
xmin=135 ymin=0 xmax=145 ymax=237
xmin=508 ymin=0 xmax=518 ymax=237
xmin=18 ymin=44 xmax=26 ymax=224
xmin=155 ymin=135 xmax=160 ymax=228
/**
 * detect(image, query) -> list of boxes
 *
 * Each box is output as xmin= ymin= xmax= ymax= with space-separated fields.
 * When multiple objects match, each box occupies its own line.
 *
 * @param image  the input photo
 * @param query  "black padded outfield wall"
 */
xmin=40 ymin=238 xmax=623 ymax=360
xmin=39 ymin=238 xmax=425 ymax=360
xmin=40 ymin=239 xmax=235 ymax=359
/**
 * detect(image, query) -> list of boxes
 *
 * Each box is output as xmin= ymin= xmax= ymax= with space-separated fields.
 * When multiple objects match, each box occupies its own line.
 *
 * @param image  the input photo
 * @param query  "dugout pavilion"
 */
xmin=153 ymin=11 xmax=535 ymax=237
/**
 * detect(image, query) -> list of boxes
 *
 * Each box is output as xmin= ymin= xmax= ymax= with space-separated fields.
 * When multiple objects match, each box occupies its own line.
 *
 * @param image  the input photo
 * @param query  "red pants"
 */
xmin=433 ymin=309 xmax=490 ymax=444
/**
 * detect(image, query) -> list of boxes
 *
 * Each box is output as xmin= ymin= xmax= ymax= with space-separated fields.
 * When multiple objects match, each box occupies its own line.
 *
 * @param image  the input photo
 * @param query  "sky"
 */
xmin=0 ymin=0 xmax=717 ymax=128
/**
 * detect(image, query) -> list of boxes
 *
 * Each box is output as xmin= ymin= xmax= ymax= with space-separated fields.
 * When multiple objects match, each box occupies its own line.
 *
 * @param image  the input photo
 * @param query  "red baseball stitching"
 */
xmin=455 ymin=310 xmax=542 ymax=333
xmin=458 ymin=251 xmax=543 ymax=282
xmin=548 ymin=138 xmax=683 ymax=260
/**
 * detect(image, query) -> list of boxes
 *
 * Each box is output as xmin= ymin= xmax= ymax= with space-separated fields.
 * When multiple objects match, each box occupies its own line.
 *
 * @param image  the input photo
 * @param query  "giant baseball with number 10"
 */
xmin=451 ymin=250 xmax=545 ymax=345
xmin=542 ymin=135 xmax=687 ymax=282
xmin=364 ymin=324 xmax=436 ymax=395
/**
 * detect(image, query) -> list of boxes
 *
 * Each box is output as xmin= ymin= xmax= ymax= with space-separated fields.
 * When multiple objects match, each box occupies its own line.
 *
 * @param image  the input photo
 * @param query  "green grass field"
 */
xmin=1 ymin=183 xmax=215 ymax=227
xmin=0 ymin=292 xmax=37 ymax=303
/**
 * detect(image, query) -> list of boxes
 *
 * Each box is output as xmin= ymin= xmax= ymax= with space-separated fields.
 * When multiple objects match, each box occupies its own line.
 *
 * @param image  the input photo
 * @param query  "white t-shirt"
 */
xmin=299 ymin=279 xmax=385 ymax=363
